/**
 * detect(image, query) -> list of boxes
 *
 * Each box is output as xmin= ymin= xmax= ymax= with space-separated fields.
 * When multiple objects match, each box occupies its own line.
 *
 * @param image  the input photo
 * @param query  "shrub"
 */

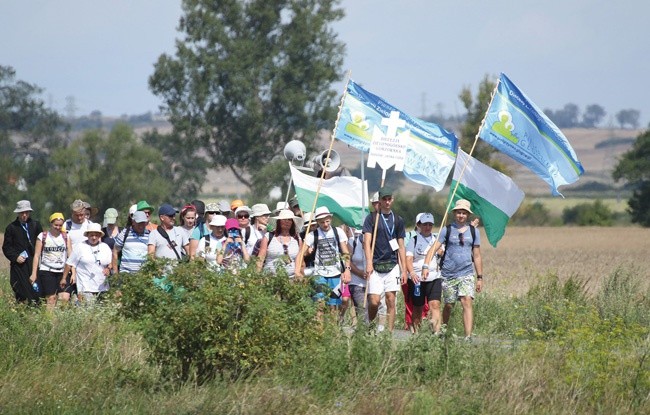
xmin=511 ymin=201 xmax=552 ymax=226
xmin=562 ymin=199 xmax=613 ymax=226
xmin=117 ymin=260 xmax=322 ymax=383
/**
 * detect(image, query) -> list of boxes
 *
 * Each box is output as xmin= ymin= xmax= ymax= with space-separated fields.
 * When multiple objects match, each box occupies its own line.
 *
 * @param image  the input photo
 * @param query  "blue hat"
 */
xmin=158 ymin=203 xmax=176 ymax=216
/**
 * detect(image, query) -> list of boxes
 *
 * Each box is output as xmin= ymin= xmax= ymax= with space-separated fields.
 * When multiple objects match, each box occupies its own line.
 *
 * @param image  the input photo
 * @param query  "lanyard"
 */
xmin=22 ymin=223 xmax=31 ymax=242
xmin=380 ymin=212 xmax=394 ymax=238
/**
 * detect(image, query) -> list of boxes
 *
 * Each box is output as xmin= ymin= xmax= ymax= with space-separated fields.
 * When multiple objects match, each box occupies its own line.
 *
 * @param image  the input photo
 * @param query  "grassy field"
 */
xmin=1 ymin=226 xmax=649 ymax=414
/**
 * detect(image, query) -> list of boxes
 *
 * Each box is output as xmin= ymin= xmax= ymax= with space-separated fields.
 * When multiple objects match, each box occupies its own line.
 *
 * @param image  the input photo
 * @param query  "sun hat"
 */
xmin=230 ymin=199 xmax=244 ymax=211
xmin=136 ymin=200 xmax=154 ymax=212
xmin=251 ymin=203 xmax=272 ymax=218
xmin=82 ymin=201 xmax=99 ymax=216
xmin=225 ymin=218 xmax=240 ymax=230
xmin=84 ymin=223 xmax=105 ymax=237
xmin=158 ymin=203 xmax=176 ymax=216
xmin=302 ymin=211 xmax=314 ymax=224
xmin=128 ymin=204 xmax=138 ymax=216
xmin=132 ymin=211 xmax=149 ymax=223
xmin=209 ymin=215 xmax=227 ymax=227
xmin=378 ymin=186 xmax=393 ymax=198
xmin=70 ymin=199 xmax=85 ymax=212
xmin=271 ymin=209 xmax=304 ymax=231
xmin=314 ymin=206 xmax=333 ymax=220
xmin=451 ymin=199 xmax=473 ymax=214
xmin=288 ymin=197 xmax=300 ymax=209
xmin=418 ymin=213 xmax=434 ymax=225
xmin=14 ymin=200 xmax=33 ymax=213
xmin=235 ymin=206 xmax=252 ymax=217
xmin=370 ymin=192 xmax=379 ymax=204
xmin=205 ymin=202 xmax=219 ymax=213
xmin=103 ymin=208 xmax=118 ymax=226
xmin=49 ymin=212 xmax=65 ymax=223
xmin=217 ymin=200 xmax=231 ymax=213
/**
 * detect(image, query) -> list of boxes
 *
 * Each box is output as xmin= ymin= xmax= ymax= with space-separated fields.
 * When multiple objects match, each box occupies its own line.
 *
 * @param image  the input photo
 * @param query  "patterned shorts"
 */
xmin=442 ymin=274 xmax=475 ymax=304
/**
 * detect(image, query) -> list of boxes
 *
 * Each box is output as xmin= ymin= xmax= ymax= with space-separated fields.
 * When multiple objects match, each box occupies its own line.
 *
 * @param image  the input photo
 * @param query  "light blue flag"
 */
xmin=479 ymin=73 xmax=584 ymax=196
xmin=334 ymin=80 xmax=458 ymax=191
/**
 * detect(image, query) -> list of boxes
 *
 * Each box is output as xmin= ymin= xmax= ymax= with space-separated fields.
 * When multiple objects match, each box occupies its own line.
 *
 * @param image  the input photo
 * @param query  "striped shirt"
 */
xmin=114 ymin=227 xmax=150 ymax=273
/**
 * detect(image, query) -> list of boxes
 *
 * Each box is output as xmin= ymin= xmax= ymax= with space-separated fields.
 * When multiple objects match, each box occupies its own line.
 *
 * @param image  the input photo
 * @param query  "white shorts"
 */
xmin=367 ymin=264 xmax=401 ymax=295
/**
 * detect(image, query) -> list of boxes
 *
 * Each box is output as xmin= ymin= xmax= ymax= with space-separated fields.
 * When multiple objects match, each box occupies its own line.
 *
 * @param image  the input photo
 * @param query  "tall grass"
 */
xmin=0 ymin=268 xmax=648 ymax=414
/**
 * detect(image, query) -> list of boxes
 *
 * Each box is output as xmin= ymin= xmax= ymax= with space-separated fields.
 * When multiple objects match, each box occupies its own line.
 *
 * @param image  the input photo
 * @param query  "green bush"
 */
xmin=511 ymin=201 xmax=552 ymax=226
xmin=562 ymin=199 xmax=613 ymax=226
xmin=117 ymin=260 xmax=323 ymax=383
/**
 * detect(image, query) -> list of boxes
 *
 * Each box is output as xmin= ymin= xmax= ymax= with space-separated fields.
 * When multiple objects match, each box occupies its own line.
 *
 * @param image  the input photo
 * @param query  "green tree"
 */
xmin=613 ymin=129 xmax=650 ymax=226
xmin=562 ymin=200 xmax=613 ymax=226
xmin=615 ymin=109 xmax=641 ymax=129
xmin=0 ymin=65 xmax=67 ymax=222
xmin=149 ymin=0 xmax=345 ymax=195
xmin=31 ymin=124 xmax=173 ymax=222
xmin=582 ymin=104 xmax=606 ymax=128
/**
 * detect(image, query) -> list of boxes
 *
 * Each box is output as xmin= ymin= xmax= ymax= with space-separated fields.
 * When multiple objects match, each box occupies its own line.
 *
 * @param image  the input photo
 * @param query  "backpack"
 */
xmin=437 ymin=224 xmax=476 ymax=269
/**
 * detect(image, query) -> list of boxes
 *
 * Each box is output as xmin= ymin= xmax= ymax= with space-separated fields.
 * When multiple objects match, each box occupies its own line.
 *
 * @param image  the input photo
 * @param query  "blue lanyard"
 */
xmin=380 ymin=212 xmax=394 ymax=238
xmin=22 ymin=223 xmax=31 ymax=242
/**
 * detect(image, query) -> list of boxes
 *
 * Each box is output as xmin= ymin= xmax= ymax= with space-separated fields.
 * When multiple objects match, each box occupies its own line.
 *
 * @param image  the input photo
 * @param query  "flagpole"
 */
xmin=426 ymin=77 xmax=501 ymax=265
xmin=295 ymin=70 xmax=352 ymax=279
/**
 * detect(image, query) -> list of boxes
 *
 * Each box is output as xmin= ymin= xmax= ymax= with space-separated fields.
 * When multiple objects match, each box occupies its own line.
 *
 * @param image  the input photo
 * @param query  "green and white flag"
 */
xmin=290 ymin=164 xmax=368 ymax=228
xmin=449 ymin=150 xmax=525 ymax=247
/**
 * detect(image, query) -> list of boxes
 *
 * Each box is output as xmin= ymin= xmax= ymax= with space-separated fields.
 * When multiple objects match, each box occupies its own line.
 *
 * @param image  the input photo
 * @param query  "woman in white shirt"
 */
xmin=30 ymin=212 xmax=71 ymax=310
xmin=66 ymin=223 xmax=112 ymax=304
xmin=195 ymin=215 xmax=227 ymax=271
xmin=405 ymin=213 xmax=443 ymax=333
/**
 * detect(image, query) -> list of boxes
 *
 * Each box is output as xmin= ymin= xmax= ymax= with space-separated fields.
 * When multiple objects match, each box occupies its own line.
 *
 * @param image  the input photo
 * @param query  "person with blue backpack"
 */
xmin=422 ymin=199 xmax=484 ymax=341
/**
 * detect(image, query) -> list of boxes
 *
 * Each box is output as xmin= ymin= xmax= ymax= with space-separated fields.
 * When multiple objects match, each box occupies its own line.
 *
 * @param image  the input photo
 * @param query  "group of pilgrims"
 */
xmin=4 ymin=187 xmax=483 ymax=337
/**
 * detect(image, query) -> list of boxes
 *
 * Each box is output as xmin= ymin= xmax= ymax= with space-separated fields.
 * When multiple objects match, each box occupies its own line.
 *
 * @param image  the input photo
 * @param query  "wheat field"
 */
xmin=481 ymin=226 xmax=650 ymax=296
xmin=2 ymin=226 xmax=649 ymax=297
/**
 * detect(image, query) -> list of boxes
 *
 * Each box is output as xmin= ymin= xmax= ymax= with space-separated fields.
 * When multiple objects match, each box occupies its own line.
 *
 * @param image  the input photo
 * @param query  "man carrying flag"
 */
xmin=422 ymin=199 xmax=483 ymax=341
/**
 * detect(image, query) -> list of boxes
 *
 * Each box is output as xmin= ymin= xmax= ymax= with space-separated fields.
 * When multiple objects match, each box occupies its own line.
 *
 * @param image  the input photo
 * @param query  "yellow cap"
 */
xmin=49 ymin=212 xmax=65 ymax=223
xmin=230 ymin=199 xmax=244 ymax=211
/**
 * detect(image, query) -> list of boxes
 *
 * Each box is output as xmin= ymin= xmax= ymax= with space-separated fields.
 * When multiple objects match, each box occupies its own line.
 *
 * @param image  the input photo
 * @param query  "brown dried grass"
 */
xmin=481 ymin=226 xmax=650 ymax=296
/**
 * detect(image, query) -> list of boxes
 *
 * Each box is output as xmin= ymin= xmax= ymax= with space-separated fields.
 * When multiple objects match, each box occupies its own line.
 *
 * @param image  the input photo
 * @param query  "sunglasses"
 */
xmin=237 ymin=214 xmax=250 ymax=219
xmin=206 ymin=211 xmax=218 ymax=215
xmin=458 ymin=232 xmax=465 ymax=246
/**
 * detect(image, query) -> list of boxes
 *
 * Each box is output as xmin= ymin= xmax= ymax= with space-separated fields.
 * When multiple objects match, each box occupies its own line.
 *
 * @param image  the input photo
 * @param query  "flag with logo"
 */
xmin=334 ymin=80 xmax=458 ymax=191
xmin=290 ymin=164 xmax=368 ymax=228
xmin=449 ymin=150 xmax=525 ymax=247
xmin=478 ymin=73 xmax=584 ymax=196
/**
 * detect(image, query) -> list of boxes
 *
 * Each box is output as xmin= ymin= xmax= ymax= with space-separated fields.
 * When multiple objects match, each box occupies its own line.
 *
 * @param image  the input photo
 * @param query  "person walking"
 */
xmin=195 ymin=214 xmax=227 ymax=270
xmin=148 ymin=203 xmax=189 ymax=261
xmin=256 ymin=210 xmax=303 ymax=278
xmin=2 ymin=200 xmax=43 ymax=304
xmin=422 ymin=199 xmax=483 ymax=340
xmin=30 ymin=212 xmax=70 ymax=310
xmin=363 ymin=187 xmax=407 ymax=332
xmin=66 ymin=223 xmax=112 ymax=304
xmin=112 ymin=210 xmax=151 ymax=275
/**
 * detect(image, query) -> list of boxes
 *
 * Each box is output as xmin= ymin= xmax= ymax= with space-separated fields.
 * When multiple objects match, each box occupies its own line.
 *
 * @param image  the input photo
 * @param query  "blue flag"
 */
xmin=478 ymin=73 xmax=584 ymax=196
xmin=334 ymin=80 xmax=458 ymax=191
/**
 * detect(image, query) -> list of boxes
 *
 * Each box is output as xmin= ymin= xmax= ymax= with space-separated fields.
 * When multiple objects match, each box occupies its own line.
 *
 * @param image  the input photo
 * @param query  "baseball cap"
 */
xmin=158 ymin=203 xmax=176 ymax=216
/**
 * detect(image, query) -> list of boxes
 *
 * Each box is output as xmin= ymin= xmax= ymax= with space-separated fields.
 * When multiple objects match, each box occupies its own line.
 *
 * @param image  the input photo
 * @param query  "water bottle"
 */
xmin=414 ymin=282 xmax=421 ymax=297
xmin=32 ymin=281 xmax=40 ymax=293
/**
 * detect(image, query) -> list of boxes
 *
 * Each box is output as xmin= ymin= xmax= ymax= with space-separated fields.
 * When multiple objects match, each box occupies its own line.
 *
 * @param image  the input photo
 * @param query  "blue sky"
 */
xmin=2 ymin=0 xmax=649 ymax=126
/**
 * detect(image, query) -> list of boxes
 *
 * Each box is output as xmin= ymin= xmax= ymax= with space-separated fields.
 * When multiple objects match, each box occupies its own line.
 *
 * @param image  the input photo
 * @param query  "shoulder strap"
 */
xmin=413 ymin=235 xmax=417 ymax=248
xmin=205 ymin=233 xmax=211 ymax=248
xmin=470 ymin=225 xmax=476 ymax=248
xmin=437 ymin=225 xmax=452 ymax=270
xmin=65 ymin=219 xmax=72 ymax=232
xmin=244 ymin=226 xmax=251 ymax=244
xmin=156 ymin=228 xmax=182 ymax=260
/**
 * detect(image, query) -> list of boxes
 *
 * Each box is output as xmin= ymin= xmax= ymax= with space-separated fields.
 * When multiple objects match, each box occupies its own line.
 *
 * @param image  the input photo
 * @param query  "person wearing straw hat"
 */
xmin=3 ymin=200 xmax=43 ymax=304
xmin=250 ymin=203 xmax=272 ymax=235
xmin=422 ymin=199 xmax=483 ymax=341
xmin=30 ymin=212 xmax=71 ymax=310
xmin=303 ymin=207 xmax=351 ymax=309
xmin=66 ymin=223 xmax=112 ymax=304
xmin=362 ymin=186 xmax=407 ymax=332
xmin=257 ymin=209 xmax=304 ymax=278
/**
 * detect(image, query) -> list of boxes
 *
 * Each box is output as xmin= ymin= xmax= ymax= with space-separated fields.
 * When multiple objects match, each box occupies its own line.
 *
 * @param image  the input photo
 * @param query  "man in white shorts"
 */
xmin=363 ymin=186 xmax=407 ymax=332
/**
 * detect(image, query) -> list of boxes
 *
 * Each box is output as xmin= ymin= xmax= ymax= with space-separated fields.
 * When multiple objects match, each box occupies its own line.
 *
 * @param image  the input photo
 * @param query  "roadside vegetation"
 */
xmin=1 ymin=256 xmax=648 ymax=414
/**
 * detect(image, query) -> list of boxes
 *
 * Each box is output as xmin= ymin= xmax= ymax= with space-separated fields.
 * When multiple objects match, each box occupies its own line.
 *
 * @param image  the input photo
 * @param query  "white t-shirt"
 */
xmin=37 ymin=232 xmax=67 ymax=271
xmin=148 ymin=226 xmax=189 ymax=260
xmin=241 ymin=226 xmax=262 ymax=254
xmin=66 ymin=241 xmax=112 ymax=293
xmin=304 ymin=226 xmax=348 ymax=277
xmin=65 ymin=219 xmax=91 ymax=246
xmin=196 ymin=233 xmax=226 ymax=270
xmin=405 ymin=232 xmax=442 ymax=282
